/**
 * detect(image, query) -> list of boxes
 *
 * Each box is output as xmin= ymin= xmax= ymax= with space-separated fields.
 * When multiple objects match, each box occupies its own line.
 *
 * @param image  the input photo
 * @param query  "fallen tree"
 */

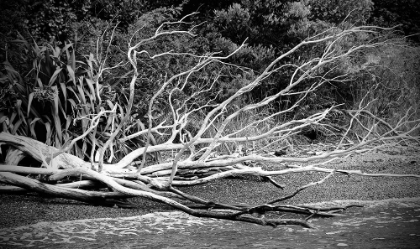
xmin=1 ymin=17 xmax=419 ymax=228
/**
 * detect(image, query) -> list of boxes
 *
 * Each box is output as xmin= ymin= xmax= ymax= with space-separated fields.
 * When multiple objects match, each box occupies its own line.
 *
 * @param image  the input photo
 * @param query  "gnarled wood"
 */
xmin=0 ymin=23 xmax=419 ymax=228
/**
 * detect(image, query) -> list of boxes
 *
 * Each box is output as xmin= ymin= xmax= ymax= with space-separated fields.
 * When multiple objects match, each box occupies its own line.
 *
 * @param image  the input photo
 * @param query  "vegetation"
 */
xmin=0 ymin=0 xmax=419 ymax=227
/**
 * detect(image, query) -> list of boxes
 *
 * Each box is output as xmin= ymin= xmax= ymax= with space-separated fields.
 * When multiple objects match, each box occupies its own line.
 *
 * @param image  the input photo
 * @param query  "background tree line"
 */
xmin=0 ymin=0 xmax=419 ymax=162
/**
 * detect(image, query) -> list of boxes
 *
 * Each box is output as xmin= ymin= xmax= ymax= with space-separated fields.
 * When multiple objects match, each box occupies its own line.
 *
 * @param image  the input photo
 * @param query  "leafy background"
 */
xmin=0 ymin=0 xmax=419 ymax=164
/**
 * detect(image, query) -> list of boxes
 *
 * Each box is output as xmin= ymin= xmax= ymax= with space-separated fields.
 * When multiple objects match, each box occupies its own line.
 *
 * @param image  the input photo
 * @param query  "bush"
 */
xmin=352 ymin=41 xmax=420 ymax=135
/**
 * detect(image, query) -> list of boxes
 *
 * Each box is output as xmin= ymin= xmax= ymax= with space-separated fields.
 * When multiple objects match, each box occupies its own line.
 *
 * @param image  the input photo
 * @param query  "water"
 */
xmin=1 ymin=198 xmax=419 ymax=248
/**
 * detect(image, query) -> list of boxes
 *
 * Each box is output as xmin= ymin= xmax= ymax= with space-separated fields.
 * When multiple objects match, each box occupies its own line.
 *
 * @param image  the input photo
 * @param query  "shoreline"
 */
xmin=1 ymin=148 xmax=419 ymax=229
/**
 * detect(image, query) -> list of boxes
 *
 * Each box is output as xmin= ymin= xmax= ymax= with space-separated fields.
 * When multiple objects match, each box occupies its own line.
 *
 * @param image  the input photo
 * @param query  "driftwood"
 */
xmin=1 ymin=20 xmax=419 ymax=228
xmin=1 ymin=131 xmax=418 ymax=228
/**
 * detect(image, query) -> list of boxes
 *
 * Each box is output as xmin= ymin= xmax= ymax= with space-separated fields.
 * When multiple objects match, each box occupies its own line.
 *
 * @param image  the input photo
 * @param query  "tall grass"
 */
xmin=0 ymin=34 xmax=141 ymax=163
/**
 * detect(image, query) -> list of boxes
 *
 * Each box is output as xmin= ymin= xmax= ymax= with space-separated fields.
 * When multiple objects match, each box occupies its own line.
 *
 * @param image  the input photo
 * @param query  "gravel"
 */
xmin=1 ymin=147 xmax=419 ymax=229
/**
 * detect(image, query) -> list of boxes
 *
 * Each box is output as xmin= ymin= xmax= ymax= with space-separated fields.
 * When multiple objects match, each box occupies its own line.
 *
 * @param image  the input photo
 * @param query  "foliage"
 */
xmin=193 ymin=1 xmax=377 ymax=109
xmin=0 ymin=0 xmax=185 ymax=46
xmin=0 ymin=0 xmax=32 ymax=67
xmin=210 ymin=1 xmax=308 ymax=48
xmin=0 ymin=7 xmax=226 ymax=162
xmin=86 ymin=0 xmax=183 ymax=31
xmin=349 ymin=42 xmax=420 ymax=135
xmin=370 ymin=0 xmax=420 ymax=43
xmin=309 ymin=0 xmax=374 ymax=25
xmin=23 ymin=0 xmax=90 ymax=43
xmin=0 ymin=33 xmax=135 ymax=162
xmin=1 ymin=0 xmax=419 ymax=156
